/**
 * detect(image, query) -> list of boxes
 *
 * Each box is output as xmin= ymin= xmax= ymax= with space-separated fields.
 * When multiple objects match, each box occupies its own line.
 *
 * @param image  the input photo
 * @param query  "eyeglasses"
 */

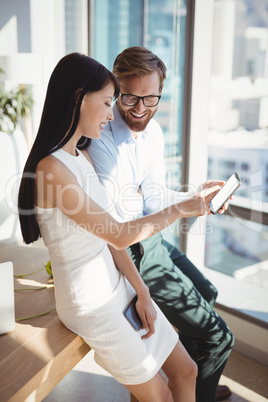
xmin=120 ymin=93 xmax=161 ymax=107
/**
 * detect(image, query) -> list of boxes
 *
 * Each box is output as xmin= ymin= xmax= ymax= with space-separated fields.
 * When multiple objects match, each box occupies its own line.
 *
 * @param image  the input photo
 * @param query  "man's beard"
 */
xmin=117 ymin=103 xmax=157 ymax=132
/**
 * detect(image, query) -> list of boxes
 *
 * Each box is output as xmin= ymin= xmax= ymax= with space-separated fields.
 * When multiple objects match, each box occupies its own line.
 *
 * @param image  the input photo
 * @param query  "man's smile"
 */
xmin=130 ymin=111 xmax=146 ymax=119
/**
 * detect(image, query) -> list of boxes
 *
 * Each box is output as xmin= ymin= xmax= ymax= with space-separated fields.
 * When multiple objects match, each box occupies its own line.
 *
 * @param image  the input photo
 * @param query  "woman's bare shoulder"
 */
xmin=36 ymin=154 xmax=75 ymax=183
xmin=36 ymin=154 xmax=58 ymax=171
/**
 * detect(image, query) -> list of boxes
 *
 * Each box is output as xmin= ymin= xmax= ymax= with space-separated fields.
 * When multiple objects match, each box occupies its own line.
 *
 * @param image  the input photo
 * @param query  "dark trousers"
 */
xmin=128 ymin=233 xmax=234 ymax=402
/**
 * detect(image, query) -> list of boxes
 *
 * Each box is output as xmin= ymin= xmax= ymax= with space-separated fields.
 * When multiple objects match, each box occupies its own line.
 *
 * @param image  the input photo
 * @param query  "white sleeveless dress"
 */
xmin=35 ymin=148 xmax=178 ymax=385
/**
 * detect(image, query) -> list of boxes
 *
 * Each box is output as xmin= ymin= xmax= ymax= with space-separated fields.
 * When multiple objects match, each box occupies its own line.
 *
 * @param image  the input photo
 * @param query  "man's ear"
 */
xmin=160 ymin=82 xmax=164 ymax=93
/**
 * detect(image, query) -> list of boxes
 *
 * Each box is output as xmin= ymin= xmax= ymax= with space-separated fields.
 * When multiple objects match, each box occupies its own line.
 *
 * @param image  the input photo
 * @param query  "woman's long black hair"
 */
xmin=18 ymin=53 xmax=119 ymax=244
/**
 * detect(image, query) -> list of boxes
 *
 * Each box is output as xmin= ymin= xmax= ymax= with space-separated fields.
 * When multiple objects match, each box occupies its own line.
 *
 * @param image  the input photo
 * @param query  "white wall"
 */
xmin=0 ymin=0 xmax=65 ymax=243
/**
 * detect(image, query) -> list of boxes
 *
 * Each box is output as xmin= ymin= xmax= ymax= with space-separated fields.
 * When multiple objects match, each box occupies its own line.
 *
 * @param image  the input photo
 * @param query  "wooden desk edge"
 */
xmin=0 ymin=243 xmax=92 ymax=401
xmin=9 ymin=337 xmax=91 ymax=402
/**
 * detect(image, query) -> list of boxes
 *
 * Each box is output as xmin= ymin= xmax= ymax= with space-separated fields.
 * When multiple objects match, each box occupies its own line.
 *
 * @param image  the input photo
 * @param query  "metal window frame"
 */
xmin=180 ymin=0 xmax=195 ymax=253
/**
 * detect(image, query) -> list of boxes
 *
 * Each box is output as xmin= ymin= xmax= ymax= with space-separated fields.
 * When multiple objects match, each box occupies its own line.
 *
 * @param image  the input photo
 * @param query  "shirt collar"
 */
xmin=110 ymin=103 xmax=147 ymax=145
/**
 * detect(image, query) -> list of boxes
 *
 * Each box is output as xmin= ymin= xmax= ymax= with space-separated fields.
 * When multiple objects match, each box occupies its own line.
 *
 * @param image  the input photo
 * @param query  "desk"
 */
xmin=0 ymin=243 xmax=90 ymax=401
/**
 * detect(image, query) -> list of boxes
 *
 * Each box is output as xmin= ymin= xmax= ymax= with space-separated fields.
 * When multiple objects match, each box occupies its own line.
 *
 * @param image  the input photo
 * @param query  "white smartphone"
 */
xmin=210 ymin=172 xmax=242 ymax=214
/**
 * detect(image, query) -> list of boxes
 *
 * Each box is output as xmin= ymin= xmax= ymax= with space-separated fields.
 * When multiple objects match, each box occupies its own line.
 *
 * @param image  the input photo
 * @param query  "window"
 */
xmin=91 ymin=0 xmax=188 ymax=246
xmin=65 ymin=0 xmax=88 ymax=54
xmin=206 ymin=0 xmax=268 ymax=294
xmin=0 ymin=0 xmax=88 ymax=243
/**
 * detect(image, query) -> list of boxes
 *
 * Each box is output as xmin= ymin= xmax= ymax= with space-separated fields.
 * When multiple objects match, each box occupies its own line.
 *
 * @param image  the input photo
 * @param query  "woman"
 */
xmin=18 ymin=53 xmax=219 ymax=401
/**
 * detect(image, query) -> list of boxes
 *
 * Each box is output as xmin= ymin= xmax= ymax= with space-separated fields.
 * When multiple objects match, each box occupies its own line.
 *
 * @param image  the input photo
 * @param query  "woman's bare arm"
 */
xmin=35 ymin=155 xmax=220 ymax=250
xmin=108 ymin=245 xmax=156 ymax=339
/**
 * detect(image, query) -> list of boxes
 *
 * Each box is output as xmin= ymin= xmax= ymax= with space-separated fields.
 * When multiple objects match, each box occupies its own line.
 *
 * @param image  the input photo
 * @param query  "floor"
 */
xmin=44 ymin=350 xmax=268 ymax=402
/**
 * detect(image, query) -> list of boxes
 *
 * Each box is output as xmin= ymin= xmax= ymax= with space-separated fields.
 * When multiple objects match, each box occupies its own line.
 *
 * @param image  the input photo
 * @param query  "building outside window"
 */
xmin=205 ymin=0 xmax=268 ymax=293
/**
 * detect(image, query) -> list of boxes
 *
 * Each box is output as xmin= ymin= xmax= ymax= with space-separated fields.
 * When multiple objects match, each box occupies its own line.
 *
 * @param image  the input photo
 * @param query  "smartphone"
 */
xmin=123 ymin=295 xmax=142 ymax=331
xmin=210 ymin=172 xmax=242 ymax=214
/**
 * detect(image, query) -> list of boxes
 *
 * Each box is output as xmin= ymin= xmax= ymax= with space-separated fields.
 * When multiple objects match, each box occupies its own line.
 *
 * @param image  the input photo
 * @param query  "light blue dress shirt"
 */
xmin=88 ymin=103 xmax=190 ymax=220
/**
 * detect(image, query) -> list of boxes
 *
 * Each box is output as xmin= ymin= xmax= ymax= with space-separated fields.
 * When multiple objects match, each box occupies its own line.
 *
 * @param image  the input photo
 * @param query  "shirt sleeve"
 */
xmin=141 ymin=121 xmax=192 ymax=215
xmin=87 ymin=135 xmax=119 ymax=202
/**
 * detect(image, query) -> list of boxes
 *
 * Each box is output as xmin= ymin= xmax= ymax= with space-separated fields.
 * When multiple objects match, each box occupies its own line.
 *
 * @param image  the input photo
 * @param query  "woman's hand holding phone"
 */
xmin=180 ymin=174 xmax=241 ymax=217
xmin=197 ymin=180 xmax=227 ymax=214
xmin=178 ymin=185 xmax=221 ymax=218
xmin=123 ymin=287 xmax=157 ymax=339
xmin=135 ymin=290 xmax=157 ymax=339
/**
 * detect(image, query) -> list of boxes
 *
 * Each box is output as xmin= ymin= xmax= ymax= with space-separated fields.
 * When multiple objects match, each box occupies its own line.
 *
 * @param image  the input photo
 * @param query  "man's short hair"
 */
xmin=113 ymin=46 xmax=166 ymax=88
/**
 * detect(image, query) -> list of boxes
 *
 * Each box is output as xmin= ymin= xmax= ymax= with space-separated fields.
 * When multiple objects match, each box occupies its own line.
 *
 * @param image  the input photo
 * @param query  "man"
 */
xmin=88 ymin=46 xmax=234 ymax=402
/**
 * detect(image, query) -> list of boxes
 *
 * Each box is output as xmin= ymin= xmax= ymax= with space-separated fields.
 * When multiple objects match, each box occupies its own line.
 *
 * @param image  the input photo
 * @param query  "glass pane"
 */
xmin=146 ymin=0 xmax=186 ymax=169
xmin=205 ymin=214 xmax=268 ymax=291
xmin=65 ymin=0 xmax=88 ymax=54
xmin=94 ymin=0 xmax=144 ymax=69
xmin=93 ymin=0 xmax=187 ymax=247
xmin=206 ymin=0 xmax=268 ymax=291
xmin=94 ymin=0 xmax=186 ymax=187
xmin=207 ymin=0 xmax=268 ymax=203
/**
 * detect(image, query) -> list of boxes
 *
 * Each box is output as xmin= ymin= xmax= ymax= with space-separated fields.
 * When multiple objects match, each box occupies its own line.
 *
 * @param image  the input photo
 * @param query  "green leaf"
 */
xmin=0 ymin=80 xmax=34 ymax=133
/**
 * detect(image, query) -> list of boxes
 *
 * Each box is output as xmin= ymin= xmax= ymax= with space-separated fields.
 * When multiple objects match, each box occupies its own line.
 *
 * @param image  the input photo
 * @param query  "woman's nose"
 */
xmin=108 ymin=108 xmax=114 ymax=121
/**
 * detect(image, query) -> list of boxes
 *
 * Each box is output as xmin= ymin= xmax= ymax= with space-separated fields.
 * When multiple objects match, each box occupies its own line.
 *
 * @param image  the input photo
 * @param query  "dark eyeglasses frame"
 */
xmin=120 ymin=93 xmax=161 ymax=107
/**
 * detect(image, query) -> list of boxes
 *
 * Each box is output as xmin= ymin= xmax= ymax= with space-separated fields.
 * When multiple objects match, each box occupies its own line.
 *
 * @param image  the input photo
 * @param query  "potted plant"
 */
xmin=0 ymin=66 xmax=34 ymax=140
